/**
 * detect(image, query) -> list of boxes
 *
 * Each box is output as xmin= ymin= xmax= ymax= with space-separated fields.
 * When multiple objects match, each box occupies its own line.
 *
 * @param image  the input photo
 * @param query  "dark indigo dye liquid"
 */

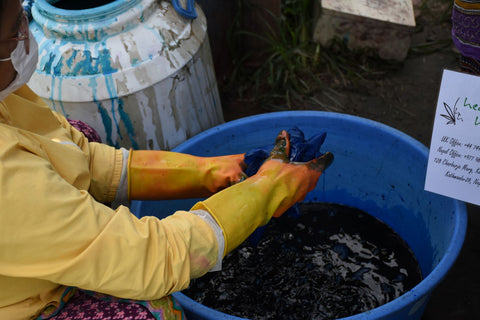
xmin=183 ymin=203 xmax=423 ymax=320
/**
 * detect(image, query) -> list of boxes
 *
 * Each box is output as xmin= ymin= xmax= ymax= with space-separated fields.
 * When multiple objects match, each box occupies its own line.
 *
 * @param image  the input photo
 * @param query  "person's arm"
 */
xmin=12 ymin=85 xmax=248 ymax=203
xmin=0 ymin=126 xmax=331 ymax=305
xmin=51 ymin=109 xmax=248 ymax=203
xmin=6 ymin=85 xmax=128 ymax=204
xmin=0 ymin=138 xmax=220 ymax=300
xmin=127 ymin=150 xmax=247 ymax=200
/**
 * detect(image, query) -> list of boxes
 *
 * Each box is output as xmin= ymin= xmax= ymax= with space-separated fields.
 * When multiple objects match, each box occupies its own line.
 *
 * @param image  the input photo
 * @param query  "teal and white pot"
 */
xmin=28 ymin=0 xmax=223 ymax=150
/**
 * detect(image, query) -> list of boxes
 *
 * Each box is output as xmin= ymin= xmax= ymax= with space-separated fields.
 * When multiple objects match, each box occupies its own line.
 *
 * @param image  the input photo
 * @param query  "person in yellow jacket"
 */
xmin=0 ymin=1 xmax=333 ymax=319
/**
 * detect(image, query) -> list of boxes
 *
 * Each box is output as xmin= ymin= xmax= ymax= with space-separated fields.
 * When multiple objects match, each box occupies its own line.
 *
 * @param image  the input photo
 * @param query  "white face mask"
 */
xmin=0 ymin=30 xmax=39 ymax=102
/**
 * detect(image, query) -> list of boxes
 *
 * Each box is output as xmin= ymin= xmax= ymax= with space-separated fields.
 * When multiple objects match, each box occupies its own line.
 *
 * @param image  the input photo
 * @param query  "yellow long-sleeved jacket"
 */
xmin=0 ymin=86 xmax=219 ymax=319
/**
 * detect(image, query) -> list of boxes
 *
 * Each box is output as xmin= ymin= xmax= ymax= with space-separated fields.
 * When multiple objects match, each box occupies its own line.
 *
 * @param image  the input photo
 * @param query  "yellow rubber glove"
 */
xmin=128 ymin=150 xmax=247 ymax=200
xmin=191 ymin=130 xmax=334 ymax=256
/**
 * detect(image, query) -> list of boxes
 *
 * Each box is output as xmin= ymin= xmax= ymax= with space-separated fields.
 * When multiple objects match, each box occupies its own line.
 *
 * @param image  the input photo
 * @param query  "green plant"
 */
xmin=225 ymin=0 xmax=425 ymax=111
xmin=227 ymin=0 xmax=322 ymax=108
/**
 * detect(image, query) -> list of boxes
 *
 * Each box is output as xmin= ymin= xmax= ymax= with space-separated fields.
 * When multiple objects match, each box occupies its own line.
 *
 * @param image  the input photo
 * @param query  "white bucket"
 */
xmin=28 ymin=0 xmax=224 ymax=150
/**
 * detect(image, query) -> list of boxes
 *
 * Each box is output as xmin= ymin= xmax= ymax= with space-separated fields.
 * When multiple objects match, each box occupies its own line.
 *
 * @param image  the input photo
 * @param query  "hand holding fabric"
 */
xmin=244 ymin=126 xmax=329 ymax=245
xmin=191 ymin=130 xmax=334 ymax=256
xmin=252 ymin=130 xmax=333 ymax=218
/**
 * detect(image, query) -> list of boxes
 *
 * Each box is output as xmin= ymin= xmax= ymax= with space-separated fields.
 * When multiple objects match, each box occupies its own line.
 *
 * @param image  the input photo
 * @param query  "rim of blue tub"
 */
xmin=169 ymin=111 xmax=468 ymax=320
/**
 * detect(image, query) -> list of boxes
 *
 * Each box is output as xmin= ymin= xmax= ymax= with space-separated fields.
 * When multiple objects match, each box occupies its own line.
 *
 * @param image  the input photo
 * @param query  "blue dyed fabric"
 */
xmin=244 ymin=127 xmax=327 ymax=245
xmin=244 ymin=127 xmax=327 ymax=176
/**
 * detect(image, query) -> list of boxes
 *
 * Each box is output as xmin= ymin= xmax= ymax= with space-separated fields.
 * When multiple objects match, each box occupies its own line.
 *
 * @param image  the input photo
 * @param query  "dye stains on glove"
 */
xmin=253 ymin=130 xmax=333 ymax=219
xmin=191 ymin=130 xmax=333 ymax=256
xmin=244 ymin=127 xmax=327 ymax=176
xmin=128 ymin=151 xmax=247 ymax=200
xmin=244 ymin=127 xmax=329 ymax=245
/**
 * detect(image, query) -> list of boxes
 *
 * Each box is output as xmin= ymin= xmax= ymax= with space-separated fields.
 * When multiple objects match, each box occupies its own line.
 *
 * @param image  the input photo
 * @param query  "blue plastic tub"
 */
xmin=131 ymin=111 xmax=467 ymax=320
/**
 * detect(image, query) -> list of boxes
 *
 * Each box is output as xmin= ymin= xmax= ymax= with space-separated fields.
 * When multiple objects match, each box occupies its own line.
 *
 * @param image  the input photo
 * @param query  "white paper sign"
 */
xmin=425 ymin=69 xmax=480 ymax=205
